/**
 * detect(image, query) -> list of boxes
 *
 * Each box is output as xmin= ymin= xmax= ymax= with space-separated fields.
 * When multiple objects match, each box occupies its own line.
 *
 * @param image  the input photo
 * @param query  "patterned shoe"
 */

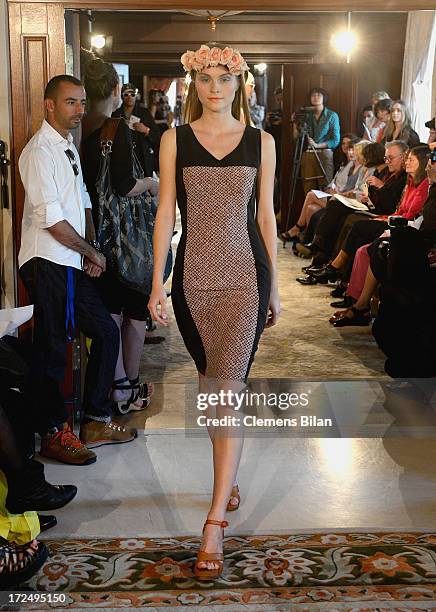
xmin=40 ymin=423 xmax=97 ymax=465
xmin=80 ymin=420 xmax=138 ymax=449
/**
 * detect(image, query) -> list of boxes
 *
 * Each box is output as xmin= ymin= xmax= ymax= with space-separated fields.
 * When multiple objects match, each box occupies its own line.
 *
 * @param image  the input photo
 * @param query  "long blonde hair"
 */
xmin=183 ymin=44 xmax=251 ymax=126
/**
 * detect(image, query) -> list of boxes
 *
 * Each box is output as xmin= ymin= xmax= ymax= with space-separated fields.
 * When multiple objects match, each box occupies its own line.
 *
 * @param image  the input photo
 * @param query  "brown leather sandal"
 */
xmin=226 ymin=484 xmax=240 ymax=512
xmin=194 ymin=519 xmax=228 ymax=581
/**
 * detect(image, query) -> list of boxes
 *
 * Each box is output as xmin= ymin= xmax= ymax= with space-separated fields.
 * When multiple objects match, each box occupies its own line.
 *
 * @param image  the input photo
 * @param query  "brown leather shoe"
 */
xmin=80 ymin=420 xmax=138 ymax=449
xmin=40 ymin=423 xmax=97 ymax=465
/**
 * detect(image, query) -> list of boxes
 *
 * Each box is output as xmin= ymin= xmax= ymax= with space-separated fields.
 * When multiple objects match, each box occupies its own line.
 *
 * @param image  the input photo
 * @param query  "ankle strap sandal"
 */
xmin=195 ymin=520 xmax=228 ymax=581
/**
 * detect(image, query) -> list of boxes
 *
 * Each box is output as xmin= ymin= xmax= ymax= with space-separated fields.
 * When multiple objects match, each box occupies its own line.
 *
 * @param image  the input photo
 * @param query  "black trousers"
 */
xmin=20 ymin=258 xmax=119 ymax=432
xmin=314 ymin=199 xmax=368 ymax=259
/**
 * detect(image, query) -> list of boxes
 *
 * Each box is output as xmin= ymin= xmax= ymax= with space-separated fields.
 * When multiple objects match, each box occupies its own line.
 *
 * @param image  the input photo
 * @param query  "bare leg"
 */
xmin=197 ymin=375 xmax=245 ymax=570
xmin=121 ymin=317 xmax=147 ymax=380
xmin=354 ymin=266 xmax=378 ymax=310
xmin=111 ymin=316 xmax=150 ymax=403
xmin=330 ymin=249 xmax=349 ymax=270
xmin=109 ymin=314 xmax=127 ymax=401
xmin=336 ymin=266 xmax=378 ymax=320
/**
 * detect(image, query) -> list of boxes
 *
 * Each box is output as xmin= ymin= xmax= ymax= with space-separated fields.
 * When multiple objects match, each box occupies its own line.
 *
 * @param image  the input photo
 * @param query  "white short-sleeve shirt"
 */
xmin=18 ymin=119 xmax=92 ymax=270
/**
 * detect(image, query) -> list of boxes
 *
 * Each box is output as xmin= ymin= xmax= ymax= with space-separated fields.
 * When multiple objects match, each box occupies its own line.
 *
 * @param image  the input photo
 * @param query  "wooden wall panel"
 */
xmin=24 ymin=37 xmax=49 ymax=139
xmin=8 ymin=2 xmax=65 ymax=305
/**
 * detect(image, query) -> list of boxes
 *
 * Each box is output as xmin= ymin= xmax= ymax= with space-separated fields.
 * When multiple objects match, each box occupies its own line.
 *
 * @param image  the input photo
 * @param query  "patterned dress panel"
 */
xmin=182 ymin=166 xmax=258 ymax=291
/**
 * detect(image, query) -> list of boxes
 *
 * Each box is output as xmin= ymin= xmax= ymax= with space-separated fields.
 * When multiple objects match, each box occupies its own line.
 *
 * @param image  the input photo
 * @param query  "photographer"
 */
xmin=112 ymin=83 xmax=160 ymax=177
xmin=296 ymin=87 xmax=340 ymax=194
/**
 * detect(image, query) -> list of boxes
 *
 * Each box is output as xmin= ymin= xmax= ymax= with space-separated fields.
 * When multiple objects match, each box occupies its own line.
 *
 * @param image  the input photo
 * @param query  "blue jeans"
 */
xmin=20 ymin=258 xmax=119 ymax=432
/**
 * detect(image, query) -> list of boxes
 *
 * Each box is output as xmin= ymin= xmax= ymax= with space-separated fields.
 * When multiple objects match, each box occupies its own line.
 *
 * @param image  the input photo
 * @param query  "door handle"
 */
xmin=0 ymin=140 xmax=9 ymax=209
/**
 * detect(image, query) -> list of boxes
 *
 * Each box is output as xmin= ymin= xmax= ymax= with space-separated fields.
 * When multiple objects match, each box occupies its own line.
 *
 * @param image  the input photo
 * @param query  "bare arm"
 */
xmin=46 ymin=220 xmax=105 ymax=270
xmin=257 ymin=130 xmax=280 ymax=327
xmin=85 ymin=208 xmax=96 ymax=242
xmin=148 ymin=128 xmax=177 ymax=325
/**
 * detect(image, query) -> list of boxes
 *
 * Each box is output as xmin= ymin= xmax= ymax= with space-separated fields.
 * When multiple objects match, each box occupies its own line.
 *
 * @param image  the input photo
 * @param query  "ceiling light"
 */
xmin=91 ymin=34 xmax=106 ymax=50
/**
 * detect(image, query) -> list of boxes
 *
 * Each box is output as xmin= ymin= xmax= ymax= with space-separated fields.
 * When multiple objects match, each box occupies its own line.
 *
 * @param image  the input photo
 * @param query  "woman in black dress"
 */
xmin=81 ymin=58 xmax=155 ymax=416
xmin=148 ymin=44 xmax=280 ymax=580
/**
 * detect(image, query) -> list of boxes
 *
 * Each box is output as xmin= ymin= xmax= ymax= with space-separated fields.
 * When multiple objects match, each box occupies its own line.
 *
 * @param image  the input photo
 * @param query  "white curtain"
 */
xmin=401 ymin=11 xmax=436 ymax=141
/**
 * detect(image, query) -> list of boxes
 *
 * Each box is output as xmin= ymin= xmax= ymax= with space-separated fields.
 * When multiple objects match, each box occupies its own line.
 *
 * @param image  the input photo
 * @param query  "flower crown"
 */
xmin=181 ymin=45 xmax=249 ymax=76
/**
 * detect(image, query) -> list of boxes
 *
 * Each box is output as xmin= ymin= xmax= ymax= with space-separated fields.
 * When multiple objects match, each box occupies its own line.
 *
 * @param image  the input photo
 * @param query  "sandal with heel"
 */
xmin=113 ymin=376 xmax=154 ymax=415
xmin=226 ymin=484 xmax=240 ymax=512
xmin=195 ymin=519 xmax=228 ymax=581
xmin=0 ymin=538 xmax=49 ymax=588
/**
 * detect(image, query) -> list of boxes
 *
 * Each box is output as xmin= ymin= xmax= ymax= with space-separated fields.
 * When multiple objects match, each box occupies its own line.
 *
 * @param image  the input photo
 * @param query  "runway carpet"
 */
xmin=9 ymin=532 xmax=436 ymax=610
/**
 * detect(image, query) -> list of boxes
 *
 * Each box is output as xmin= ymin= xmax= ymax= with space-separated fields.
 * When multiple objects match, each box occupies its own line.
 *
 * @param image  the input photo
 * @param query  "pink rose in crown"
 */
xmin=195 ymin=45 xmax=211 ymax=66
xmin=220 ymin=47 xmax=234 ymax=65
xmin=227 ymin=52 xmax=245 ymax=74
xmin=181 ymin=50 xmax=196 ymax=71
xmin=209 ymin=47 xmax=222 ymax=66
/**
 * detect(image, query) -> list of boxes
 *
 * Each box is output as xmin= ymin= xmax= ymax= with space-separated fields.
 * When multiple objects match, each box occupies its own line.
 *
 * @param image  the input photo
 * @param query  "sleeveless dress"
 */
xmin=171 ymin=124 xmax=271 ymax=381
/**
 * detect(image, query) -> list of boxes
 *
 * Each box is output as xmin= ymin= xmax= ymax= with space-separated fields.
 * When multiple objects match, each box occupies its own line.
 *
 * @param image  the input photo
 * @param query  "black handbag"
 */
xmin=97 ymin=118 xmax=155 ymax=295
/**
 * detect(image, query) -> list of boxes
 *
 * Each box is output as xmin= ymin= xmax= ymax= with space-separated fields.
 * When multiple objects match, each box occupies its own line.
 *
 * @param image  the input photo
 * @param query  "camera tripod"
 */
xmin=285 ymin=126 xmax=328 ymax=232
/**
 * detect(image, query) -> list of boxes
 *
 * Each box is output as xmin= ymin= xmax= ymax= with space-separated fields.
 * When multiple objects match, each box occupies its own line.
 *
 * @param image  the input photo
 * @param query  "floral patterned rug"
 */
xmin=7 ymin=532 xmax=436 ymax=609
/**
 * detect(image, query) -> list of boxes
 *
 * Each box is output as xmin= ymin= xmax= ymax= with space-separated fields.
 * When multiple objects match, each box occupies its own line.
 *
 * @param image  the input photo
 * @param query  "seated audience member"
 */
xmin=372 ymin=224 xmax=436 ymax=377
xmin=282 ymin=136 xmax=360 ymax=244
xmin=294 ymin=141 xmax=378 ymax=260
xmin=361 ymin=105 xmax=374 ymax=139
xmin=382 ymin=100 xmax=420 ymax=147
xmin=0 ymin=334 xmax=78 ymax=517
xmin=298 ymin=87 xmax=341 ymax=192
xmin=333 ymin=133 xmax=358 ymax=173
xmin=297 ymin=141 xmax=406 ymax=278
xmin=331 ymin=152 xmax=435 ymax=327
xmin=369 ymin=98 xmax=392 ymax=143
xmin=313 ymin=144 xmax=430 ymax=286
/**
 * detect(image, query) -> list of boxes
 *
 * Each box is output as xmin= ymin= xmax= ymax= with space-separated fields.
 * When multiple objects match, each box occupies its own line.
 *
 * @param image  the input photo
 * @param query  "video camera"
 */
xmin=293 ymin=106 xmax=316 ymax=133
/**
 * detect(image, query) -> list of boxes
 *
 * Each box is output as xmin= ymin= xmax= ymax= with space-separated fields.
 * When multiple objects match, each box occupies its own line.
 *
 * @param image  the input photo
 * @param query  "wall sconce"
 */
xmin=331 ymin=12 xmax=357 ymax=63
xmin=254 ymin=63 xmax=267 ymax=75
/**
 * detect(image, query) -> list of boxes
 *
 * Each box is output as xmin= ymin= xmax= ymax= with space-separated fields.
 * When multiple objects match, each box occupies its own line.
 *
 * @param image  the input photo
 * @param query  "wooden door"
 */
xmin=280 ymin=63 xmax=358 ymax=231
xmin=8 ymin=1 xmax=65 ymax=305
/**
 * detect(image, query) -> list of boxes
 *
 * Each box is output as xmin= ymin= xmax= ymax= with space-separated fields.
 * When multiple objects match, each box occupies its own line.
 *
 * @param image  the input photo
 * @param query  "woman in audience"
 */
xmin=314 ymin=144 xmax=430 ymax=288
xmin=81 ymin=57 xmax=155 ymax=415
xmin=282 ymin=136 xmax=360 ymax=244
xmin=333 ymin=132 xmax=358 ymax=172
xmin=330 ymin=145 xmax=432 ymax=325
xmin=369 ymin=98 xmax=392 ymax=143
xmin=382 ymin=100 xmax=420 ymax=147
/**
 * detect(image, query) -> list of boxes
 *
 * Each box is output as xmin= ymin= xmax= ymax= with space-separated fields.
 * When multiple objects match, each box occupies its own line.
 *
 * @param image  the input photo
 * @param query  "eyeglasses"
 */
xmin=123 ymin=92 xmax=136 ymax=97
xmin=65 ymin=149 xmax=79 ymax=176
xmin=384 ymin=153 xmax=403 ymax=162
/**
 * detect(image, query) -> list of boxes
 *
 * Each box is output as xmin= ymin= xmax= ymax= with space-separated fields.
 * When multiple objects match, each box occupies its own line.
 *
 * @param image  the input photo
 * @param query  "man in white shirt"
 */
xmin=19 ymin=75 xmax=137 ymax=466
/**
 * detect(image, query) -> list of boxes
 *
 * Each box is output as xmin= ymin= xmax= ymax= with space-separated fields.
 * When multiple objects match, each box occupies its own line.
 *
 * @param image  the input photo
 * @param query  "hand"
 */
xmin=429 ymin=141 xmax=436 ymax=150
xmin=265 ymin=287 xmax=280 ymax=328
xmin=144 ymin=177 xmax=160 ymax=197
xmin=307 ymin=137 xmax=317 ymax=148
xmin=360 ymin=195 xmax=369 ymax=203
xmin=87 ymin=249 xmax=106 ymax=272
xmin=133 ymin=122 xmax=151 ymax=135
xmin=148 ymin=284 xmax=168 ymax=326
xmin=428 ymin=248 xmax=436 ymax=265
xmin=366 ymin=176 xmax=384 ymax=189
xmin=83 ymin=257 xmax=103 ymax=278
